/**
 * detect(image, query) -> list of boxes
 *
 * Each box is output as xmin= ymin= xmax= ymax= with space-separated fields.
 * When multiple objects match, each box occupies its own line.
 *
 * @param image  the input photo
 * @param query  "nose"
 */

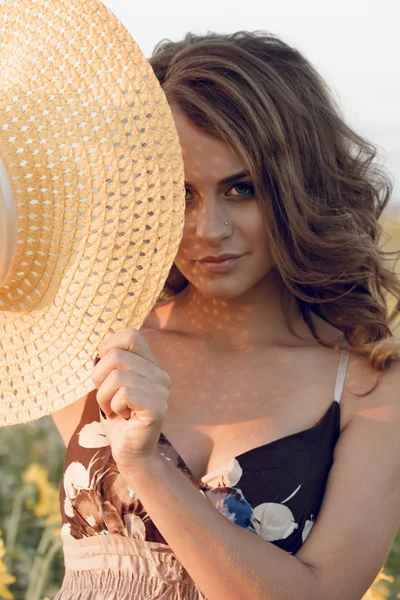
xmin=192 ymin=197 xmax=230 ymax=246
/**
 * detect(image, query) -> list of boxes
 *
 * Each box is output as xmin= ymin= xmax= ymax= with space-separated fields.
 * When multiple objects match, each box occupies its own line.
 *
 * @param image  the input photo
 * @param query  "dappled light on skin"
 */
xmin=140 ymin=106 xmax=350 ymax=482
xmin=171 ymin=106 xmax=274 ymax=305
xmin=144 ymin=298 xmax=347 ymax=481
xmin=357 ymin=405 xmax=398 ymax=423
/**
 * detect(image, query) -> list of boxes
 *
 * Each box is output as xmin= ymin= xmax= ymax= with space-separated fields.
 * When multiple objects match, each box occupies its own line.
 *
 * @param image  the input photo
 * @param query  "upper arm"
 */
xmin=51 ymin=394 xmax=87 ymax=446
xmin=296 ymin=362 xmax=400 ymax=600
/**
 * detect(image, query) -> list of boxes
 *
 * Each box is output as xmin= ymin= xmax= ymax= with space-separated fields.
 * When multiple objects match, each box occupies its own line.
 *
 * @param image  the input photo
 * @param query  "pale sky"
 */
xmin=104 ymin=0 xmax=400 ymax=203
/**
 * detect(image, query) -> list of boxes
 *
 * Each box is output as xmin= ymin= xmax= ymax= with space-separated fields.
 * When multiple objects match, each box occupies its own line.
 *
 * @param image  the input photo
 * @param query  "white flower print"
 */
xmin=127 ymin=485 xmax=137 ymax=499
xmin=78 ymin=420 xmax=109 ymax=449
xmin=201 ymin=458 xmax=243 ymax=488
xmin=63 ymin=461 xmax=91 ymax=517
xmin=252 ymin=485 xmax=301 ymax=542
xmin=63 ymin=454 xmax=109 ymax=517
xmin=252 ymin=503 xmax=299 ymax=541
xmin=302 ymin=516 xmax=315 ymax=542
xmin=60 ymin=523 xmax=73 ymax=538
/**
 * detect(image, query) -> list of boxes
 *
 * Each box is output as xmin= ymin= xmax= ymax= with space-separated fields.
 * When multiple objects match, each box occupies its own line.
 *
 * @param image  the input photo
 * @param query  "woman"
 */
xmin=53 ymin=32 xmax=400 ymax=599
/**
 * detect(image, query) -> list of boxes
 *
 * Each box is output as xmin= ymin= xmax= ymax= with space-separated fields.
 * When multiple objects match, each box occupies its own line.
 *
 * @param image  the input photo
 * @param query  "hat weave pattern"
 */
xmin=0 ymin=0 xmax=185 ymax=426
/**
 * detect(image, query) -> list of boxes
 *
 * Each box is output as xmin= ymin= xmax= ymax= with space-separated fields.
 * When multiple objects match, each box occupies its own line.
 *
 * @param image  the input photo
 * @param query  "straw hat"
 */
xmin=0 ymin=0 xmax=185 ymax=426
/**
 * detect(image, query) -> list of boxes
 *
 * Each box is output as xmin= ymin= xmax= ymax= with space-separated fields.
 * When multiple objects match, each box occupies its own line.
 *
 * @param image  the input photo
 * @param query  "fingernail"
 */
xmin=100 ymin=408 xmax=107 ymax=419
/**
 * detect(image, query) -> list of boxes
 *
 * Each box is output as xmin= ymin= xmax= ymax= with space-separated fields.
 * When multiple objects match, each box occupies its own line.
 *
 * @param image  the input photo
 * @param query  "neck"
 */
xmin=167 ymin=271 xmax=309 ymax=349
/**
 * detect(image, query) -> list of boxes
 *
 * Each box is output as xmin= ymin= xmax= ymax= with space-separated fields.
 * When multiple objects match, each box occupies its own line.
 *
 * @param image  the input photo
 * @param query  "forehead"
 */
xmin=171 ymin=106 xmax=246 ymax=185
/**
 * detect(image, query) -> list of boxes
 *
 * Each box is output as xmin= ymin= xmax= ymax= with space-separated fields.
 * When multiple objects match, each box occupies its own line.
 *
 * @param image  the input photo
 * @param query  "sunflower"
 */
xmin=22 ymin=463 xmax=60 ymax=526
xmin=0 ymin=530 xmax=16 ymax=600
xmin=362 ymin=569 xmax=394 ymax=599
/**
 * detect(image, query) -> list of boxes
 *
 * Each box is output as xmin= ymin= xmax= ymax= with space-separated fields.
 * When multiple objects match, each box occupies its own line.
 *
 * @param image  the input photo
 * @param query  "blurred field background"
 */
xmin=0 ymin=219 xmax=399 ymax=600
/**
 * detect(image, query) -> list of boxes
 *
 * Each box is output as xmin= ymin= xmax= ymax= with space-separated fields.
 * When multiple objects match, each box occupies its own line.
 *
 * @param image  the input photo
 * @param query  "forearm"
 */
xmin=122 ymin=454 xmax=319 ymax=600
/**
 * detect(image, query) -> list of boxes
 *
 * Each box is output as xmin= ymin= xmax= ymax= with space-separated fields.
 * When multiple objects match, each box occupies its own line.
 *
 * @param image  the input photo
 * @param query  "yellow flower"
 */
xmin=362 ymin=569 xmax=393 ymax=600
xmin=22 ymin=463 xmax=61 ymax=526
xmin=0 ymin=530 xmax=16 ymax=600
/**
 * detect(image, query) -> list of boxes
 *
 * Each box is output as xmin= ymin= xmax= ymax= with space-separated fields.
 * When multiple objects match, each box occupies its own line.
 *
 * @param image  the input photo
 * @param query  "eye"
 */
xmin=185 ymin=188 xmax=195 ymax=203
xmin=226 ymin=182 xmax=255 ymax=199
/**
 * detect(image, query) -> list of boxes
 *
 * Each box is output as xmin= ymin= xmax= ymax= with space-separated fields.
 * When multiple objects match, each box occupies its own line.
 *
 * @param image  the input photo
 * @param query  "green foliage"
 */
xmin=0 ymin=417 xmax=65 ymax=600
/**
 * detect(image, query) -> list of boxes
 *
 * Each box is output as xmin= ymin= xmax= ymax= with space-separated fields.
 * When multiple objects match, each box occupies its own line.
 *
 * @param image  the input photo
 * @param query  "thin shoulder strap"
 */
xmin=334 ymin=349 xmax=350 ymax=404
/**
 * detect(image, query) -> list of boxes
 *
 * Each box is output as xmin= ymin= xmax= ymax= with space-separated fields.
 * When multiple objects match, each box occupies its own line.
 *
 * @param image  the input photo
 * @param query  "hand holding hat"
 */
xmin=92 ymin=328 xmax=171 ymax=472
xmin=0 ymin=0 xmax=185 ymax=427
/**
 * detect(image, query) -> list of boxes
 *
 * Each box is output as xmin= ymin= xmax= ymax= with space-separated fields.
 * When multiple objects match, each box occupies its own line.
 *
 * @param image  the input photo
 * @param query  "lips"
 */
xmin=195 ymin=253 xmax=245 ymax=274
xmin=198 ymin=253 xmax=243 ymax=263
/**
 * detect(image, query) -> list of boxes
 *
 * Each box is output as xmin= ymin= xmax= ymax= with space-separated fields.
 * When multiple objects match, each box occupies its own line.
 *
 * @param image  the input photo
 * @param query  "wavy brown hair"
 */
xmin=150 ymin=31 xmax=400 ymax=370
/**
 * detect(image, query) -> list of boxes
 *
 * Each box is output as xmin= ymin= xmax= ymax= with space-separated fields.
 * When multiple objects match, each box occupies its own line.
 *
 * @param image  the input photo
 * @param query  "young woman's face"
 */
xmin=171 ymin=106 xmax=274 ymax=300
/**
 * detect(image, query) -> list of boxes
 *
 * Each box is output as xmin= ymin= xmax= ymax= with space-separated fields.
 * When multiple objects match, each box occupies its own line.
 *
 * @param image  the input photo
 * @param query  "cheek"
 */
xmin=174 ymin=231 xmax=191 ymax=264
xmin=172 ymin=233 xmax=194 ymax=278
xmin=239 ymin=210 xmax=269 ymax=252
xmin=242 ymin=214 xmax=273 ymax=271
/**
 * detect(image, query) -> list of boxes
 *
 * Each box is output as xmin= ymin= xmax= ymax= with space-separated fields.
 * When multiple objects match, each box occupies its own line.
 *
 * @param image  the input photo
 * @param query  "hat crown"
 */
xmin=0 ymin=160 xmax=17 ymax=290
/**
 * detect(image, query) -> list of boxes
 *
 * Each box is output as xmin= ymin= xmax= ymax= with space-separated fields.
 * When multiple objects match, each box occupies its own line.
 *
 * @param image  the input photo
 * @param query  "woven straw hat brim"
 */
xmin=0 ymin=0 xmax=185 ymax=426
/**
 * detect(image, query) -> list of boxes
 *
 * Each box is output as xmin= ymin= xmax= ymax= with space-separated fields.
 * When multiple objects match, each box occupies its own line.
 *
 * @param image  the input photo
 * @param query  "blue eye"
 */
xmin=227 ymin=183 xmax=255 ymax=199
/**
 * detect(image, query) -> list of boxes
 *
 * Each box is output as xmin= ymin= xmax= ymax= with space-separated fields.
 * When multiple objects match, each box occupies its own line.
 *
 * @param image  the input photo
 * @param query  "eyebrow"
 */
xmin=218 ymin=170 xmax=250 ymax=185
xmin=185 ymin=170 xmax=250 ymax=188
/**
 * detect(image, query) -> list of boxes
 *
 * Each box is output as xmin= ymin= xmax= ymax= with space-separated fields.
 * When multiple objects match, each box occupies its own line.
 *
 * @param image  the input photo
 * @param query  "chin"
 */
xmin=191 ymin=277 xmax=255 ymax=300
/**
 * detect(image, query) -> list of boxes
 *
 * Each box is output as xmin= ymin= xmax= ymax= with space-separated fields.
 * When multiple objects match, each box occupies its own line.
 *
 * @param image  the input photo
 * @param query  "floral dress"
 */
xmin=55 ymin=351 xmax=348 ymax=599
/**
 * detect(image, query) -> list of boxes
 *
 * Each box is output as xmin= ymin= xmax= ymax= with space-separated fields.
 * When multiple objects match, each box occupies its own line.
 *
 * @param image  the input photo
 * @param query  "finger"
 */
xmin=92 ymin=347 xmax=170 ymax=390
xmin=96 ymin=369 xmax=167 ymax=417
xmin=96 ymin=369 xmax=144 ymax=416
xmin=98 ymin=329 xmax=161 ymax=366
xmin=109 ymin=387 xmax=168 ymax=425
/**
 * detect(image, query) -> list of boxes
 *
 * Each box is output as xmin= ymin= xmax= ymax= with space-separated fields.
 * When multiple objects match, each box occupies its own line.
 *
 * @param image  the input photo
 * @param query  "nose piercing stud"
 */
xmin=224 ymin=220 xmax=228 ymax=226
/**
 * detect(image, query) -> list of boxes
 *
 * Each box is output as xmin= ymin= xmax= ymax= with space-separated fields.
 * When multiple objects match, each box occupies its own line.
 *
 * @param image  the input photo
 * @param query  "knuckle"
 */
xmin=155 ymin=366 xmax=170 ymax=388
xmin=161 ymin=387 xmax=170 ymax=403
xmin=128 ymin=328 xmax=140 ymax=345
xmin=159 ymin=369 xmax=171 ymax=387
xmin=108 ymin=368 xmax=120 ymax=386
xmin=156 ymin=401 xmax=168 ymax=419
xmin=161 ymin=370 xmax=171 ymax=388
xmin=95 ymin=389 xmax=107 ymax=408
xmin=108 ymin=347 xmax=123 ymax=364
xmin=110 ymin=387 xmax=132 ymax=415
xmin=95 ymin=388 xmax=102 ymax=403
xmin=117 ymin=386 xmax=132 ymax=402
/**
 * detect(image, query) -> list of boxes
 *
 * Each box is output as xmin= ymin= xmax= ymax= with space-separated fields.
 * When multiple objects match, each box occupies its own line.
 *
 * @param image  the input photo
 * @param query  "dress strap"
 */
xmin=334 ymin=349 xmax=349 ymax=404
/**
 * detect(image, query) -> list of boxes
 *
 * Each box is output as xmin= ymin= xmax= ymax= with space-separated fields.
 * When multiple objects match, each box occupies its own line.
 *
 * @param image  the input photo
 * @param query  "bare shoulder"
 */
xmin=336 ymin=350 xmax=400 ymax=484
xmin=141 ymin=297 xmax=187 ymax=343
xmin=343 ymin=351 xmax=400 ymax=424
xmin=142 ymin=296 xmax=182 ymax=331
